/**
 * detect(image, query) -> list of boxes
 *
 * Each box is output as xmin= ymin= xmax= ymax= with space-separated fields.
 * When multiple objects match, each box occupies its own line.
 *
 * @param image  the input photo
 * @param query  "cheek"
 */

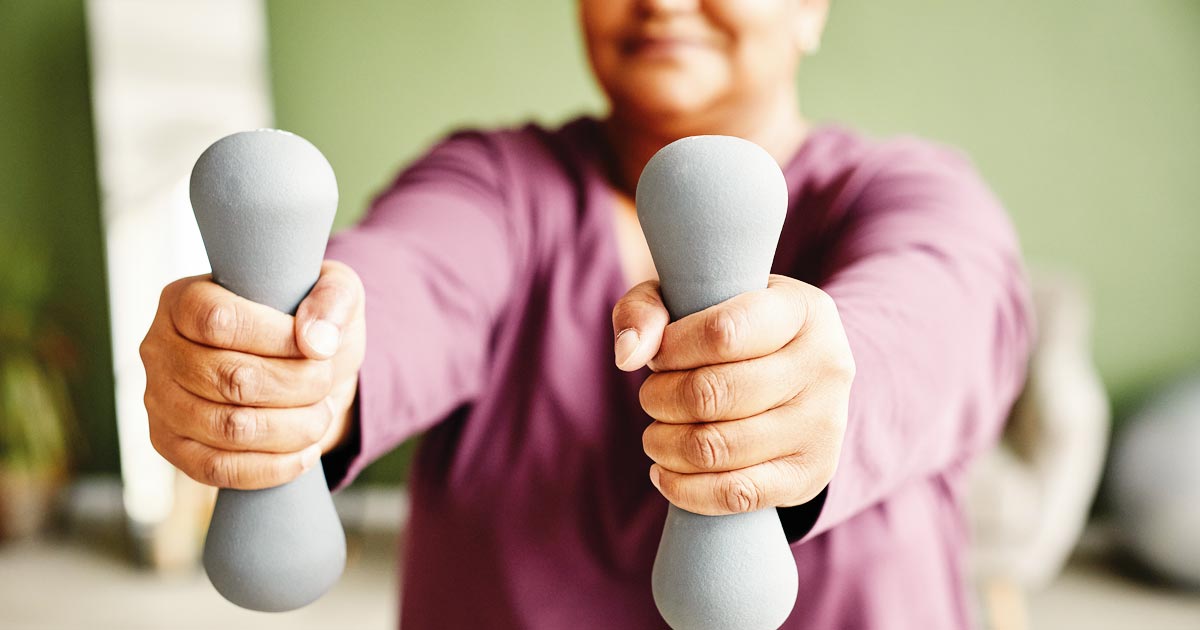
xmin=578 ymin=1 xmax=628 ymax=81
xmin=706 ymin=0 xmax=798 ymax=82
xmin=578 ymin=0 xmax=630 ymax=50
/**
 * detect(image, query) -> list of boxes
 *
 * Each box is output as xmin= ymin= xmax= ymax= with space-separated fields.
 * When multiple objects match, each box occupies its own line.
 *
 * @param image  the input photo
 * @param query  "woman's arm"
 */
xmin=322 ymin=131 xmax=522 ymax=489
xmin=788 ymin=139 xmax=1034 ymax=539
xmin=614 ymin=137 xmax=1033 ymax=539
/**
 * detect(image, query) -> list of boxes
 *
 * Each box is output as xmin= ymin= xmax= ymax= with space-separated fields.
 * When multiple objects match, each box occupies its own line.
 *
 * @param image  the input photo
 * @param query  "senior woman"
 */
xmin=139 ymin=0 xmax=1032 ymax=628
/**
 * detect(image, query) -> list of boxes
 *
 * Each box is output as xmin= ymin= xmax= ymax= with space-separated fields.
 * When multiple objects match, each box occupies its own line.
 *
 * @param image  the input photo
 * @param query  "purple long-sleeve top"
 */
xmin=323 ymin=117 xmax=1033 ymax=629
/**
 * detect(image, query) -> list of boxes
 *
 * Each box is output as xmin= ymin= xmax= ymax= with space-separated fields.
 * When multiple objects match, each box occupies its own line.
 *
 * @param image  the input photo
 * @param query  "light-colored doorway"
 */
xmin=86 ymin=0 xmax=273 ymax=569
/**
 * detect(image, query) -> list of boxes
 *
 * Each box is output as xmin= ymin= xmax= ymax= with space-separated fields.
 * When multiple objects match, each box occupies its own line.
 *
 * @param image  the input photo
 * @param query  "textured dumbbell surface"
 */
xmin=191 ymin=129 xmax=346 ymax=612
xmin=638 ymin=135 xmax=797 ymax=630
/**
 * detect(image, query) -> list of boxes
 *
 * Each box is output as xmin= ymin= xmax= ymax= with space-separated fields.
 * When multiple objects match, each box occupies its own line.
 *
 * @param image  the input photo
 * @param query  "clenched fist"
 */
xmin=140 ymin=260 xmax=365 ymax=490
xmin=613 ymin=275 xmax=854 ymax=516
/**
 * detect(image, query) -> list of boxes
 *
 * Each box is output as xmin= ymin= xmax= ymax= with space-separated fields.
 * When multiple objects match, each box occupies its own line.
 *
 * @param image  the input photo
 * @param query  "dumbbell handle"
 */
xmin=190 ymin=129 xmax=346 ymax=612
xmin=638 ymin=135 xmax=798 ymax=630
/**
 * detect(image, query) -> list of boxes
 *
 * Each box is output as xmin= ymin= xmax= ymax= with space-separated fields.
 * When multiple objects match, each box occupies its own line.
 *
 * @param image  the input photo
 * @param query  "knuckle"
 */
xmin=159 ymin=279 xmax=186 ymax=308
xmin=796 ymin=286 xmax=833 ymax=329
xmin=158 ymin=283 xmax=175 ymax=305
xmin=611 ymin=301 xmax=639 ymax=328
xmin=219 ymin=406 xmax=260 ymax=445
xmin=197 ymin=298 xmax=240 ymax=347
xmin=813 ymin=458 xmax=836 ymax=492
xmin=705 ymin=306 xmax=748 ymax=359
xmin=324 ymin=259 xmax=358 ymax=283
xmin=638 ymin=378 xmax=662 ymax=417
xmin=641 ymin=425 xmax=658 ymax=459
xmin=823 ymin=415 xmax=849 ymax=459
xmin=658 ymin=479 xmax=683 ymax=506
xmin=139 ymin=329 xmax=168 ymax=367
xmin=217 ymin=360 xmax=261 ymax=404
xmin=822 ymin=451 xmax=842 ymax=486
xmin=147 ymin=424 xmax=168 ymax=458
xmin=200 ymin=452 xmax=237 ymax=488
xmin=788 ymin=458 xmax=823 ymax=504
xmin=613 ymin=286 xmax=663 ymax=327
xmin=312 ymin=283 xmax=354 ymax=314
xmin=832 ymin=351 xmax=857 ymax=383
xmin=149 ymin=431 xmax=185 ymax=474
xmin=809 ymin=286 xmax=837 ymax=314
xmin=144 ymin=393 xmax=166 ymax=431
xmin=684 ymin=368 xmax=727 ymax=421
xmin=685 ymin=425 xmax=731 ymax=471
xmin=314 ymin=263 xmax=365 ymax=307
xmin=718 ymin=473 xmax=762 ymax=514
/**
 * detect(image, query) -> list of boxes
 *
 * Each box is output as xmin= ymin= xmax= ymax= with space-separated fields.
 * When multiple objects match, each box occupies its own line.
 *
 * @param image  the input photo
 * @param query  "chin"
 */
xmin=609 ymin=72 xmax=725 ymax=134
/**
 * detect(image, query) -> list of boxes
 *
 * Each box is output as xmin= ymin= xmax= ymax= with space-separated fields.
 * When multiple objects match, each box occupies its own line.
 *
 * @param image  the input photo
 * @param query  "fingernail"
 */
xmin=301 ymin=445 xmax=321 ymax=469
xmin=614 ymin=328 xmax=640 ymax=370
xmin=649 ymin=466 xmax=661 ymax=491
xmin=306 ymin=319 xmax=341 ymax=357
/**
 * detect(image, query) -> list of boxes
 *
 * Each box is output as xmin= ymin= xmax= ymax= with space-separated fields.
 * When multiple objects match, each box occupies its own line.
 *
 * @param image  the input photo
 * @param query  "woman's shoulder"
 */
xmin=777 ymin=124 xmax=1014 ymax=275
xmin=794 ymin=124 xmax=982 ymax=190
xmin=420 ymin=116 xmax=601 ymax=180
xmin=793 ymin=124 xmax=1001 ymax=222
xmin=376 ymin=117 xmax=598 ymax=220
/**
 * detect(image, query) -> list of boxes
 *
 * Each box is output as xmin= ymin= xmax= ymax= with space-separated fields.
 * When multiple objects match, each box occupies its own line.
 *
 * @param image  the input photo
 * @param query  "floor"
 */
xmin=1 ymin=485 xmax=1198 ymax=630
xmin=1025 ymin=553 xmax=1200 ymax=630
xmin=0 ymin=532 xmax=398 ymax=630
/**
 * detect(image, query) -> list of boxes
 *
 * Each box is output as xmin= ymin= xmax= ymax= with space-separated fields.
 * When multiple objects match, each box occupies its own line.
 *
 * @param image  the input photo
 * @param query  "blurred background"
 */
xmin=1 ymin=0 xmax=1197 ymax=628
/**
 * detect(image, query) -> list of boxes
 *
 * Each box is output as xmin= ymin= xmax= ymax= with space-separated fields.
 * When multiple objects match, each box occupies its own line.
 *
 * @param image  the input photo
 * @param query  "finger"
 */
xmin=295 ymin=260 xmax=366 ymax=360
xmin=649 ymin=275 xmax=810 ymax=372
xmin=642 ymin=403 xmax=822 ymax=474
xmin=638 ymin=342 xmax=804 ymax=422
xmin=152 ymin=383 xmax=334 ymax=453
xmin=169 ymin=276 xmax=302 ymax=358
xmin=171 ymin=343 xmax=333 ymax=407
xmin=611 ymin=280 xmax=670 ymax=371
xmin=649 ymin=454 xmax=827 ymax=516
xmin=159 ymin=432 xmax=321 ymax=490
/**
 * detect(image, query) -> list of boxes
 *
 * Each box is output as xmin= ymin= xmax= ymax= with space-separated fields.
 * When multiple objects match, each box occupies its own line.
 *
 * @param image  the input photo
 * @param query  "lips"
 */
xmin=620 ymin=33 xmax=716 ymax=57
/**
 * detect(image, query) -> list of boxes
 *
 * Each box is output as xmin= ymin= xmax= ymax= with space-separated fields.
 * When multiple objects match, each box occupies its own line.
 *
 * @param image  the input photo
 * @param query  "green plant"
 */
xmin=0 ymin=234 xmax=78 ymax=474
xmin=0 ymin=340 xmax=75 ymax=472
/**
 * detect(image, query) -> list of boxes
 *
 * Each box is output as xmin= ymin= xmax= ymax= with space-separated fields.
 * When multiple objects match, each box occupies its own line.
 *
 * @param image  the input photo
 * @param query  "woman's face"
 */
xmin=580 ymin=0 xmax=827 ymax=131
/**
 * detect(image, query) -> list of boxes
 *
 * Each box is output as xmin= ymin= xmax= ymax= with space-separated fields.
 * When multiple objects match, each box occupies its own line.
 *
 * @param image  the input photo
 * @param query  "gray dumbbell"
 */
xmin=190 ymin=129 xmax=346 ymax=612
xmin=637 ymin=135 xmax=799 ymax=630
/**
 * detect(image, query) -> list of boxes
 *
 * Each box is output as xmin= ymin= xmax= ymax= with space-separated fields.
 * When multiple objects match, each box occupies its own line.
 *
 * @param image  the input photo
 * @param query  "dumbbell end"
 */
xmin=203 ymin=466 xmax=346 ymax=612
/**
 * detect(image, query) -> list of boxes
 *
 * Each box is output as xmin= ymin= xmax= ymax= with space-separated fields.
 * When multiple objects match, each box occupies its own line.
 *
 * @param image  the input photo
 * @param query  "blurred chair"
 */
xmin=1109 ymin=371 xmax=1200 ymax=588
xmin=968 ymin=270 xmax=1111 ymax=630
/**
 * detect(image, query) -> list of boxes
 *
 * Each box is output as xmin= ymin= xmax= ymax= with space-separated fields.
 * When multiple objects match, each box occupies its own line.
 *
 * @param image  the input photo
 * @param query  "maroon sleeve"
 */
xmin=320 ymin=131 xmax=522 ymax=490
xmin=783 ymin=139 xmax=1035 ymax=541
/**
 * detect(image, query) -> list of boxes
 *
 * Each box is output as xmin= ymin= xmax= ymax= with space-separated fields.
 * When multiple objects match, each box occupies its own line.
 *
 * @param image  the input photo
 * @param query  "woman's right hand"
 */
xmin=139 ymin=260 xmax=366 ymax=490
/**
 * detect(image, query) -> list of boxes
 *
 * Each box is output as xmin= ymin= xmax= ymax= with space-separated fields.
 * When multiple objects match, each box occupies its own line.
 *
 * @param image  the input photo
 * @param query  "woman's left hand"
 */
xmin=612 ymin=275 xmax=855 ymax=516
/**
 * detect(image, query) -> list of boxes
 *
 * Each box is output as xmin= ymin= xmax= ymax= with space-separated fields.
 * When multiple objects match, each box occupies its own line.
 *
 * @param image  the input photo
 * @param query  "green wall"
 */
xmin=267 ymin=0 xmax=604 ymax=232
xmin=0 ymin=0 xmax=117 ymax=473
xmin=268 ymin=0 xmax=1200 ymax=432
xmin=799 ymin=1 xmax=1200 ymax=414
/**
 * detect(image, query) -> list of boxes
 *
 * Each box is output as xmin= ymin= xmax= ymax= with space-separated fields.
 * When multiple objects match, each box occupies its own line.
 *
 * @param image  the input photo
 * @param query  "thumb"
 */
xmin=611 ymin=280 xmax=670 ymax=372
xmin=295 ymin=260 xmax=364 ymax=360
